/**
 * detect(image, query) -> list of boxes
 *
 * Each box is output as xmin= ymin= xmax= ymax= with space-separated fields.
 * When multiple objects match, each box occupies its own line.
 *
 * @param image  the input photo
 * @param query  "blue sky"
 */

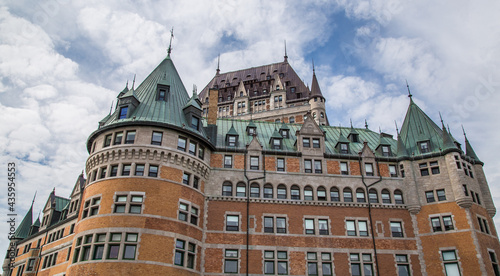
xmin=1 ymin=0 xmax=500 ymax=255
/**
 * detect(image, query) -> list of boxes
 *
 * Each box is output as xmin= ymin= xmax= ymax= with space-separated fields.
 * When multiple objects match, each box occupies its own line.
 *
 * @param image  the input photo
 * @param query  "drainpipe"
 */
xmin=358 ymin=157 xmax=383 ymax=276
xmin=243 ymin=148 xmax=266 ymax=276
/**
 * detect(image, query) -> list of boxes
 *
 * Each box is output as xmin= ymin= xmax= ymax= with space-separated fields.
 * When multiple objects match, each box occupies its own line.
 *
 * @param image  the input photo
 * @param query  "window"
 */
xmin=489 ymin=251 xmax=500 ymax=276
xmin=431 ymin=215 xmax=454 ymax=232
xmin=307 ymin=252 xmax=332 ymax=276
xmin=250 ymin=183 xmax=260 ymax=198
xmin=272 ymin=138 xmax=282 ymax=149
xmin=148 ymin=165 xmax=158 ymax=177
xmin=368 ymin=189 xmax=378 ymax=203
xmin=304 ymin=159 xmax=312 ymax=173
xmin=289 ymin=116 xmax=295 ymax=123
xmin=313 ymin=138 xmax=320 ymax=148
xmin=318 ymin=219 xmax=329 ymax=235
xmin=303 ymin=137 xmax=310 ymax=148
xmin=135 ymin=164 xmax=145 ymax=176
xmin=26 ymin=258 xmax=36 ymax=272
xmin=226 ymin=215 xmax=239 ymax=231
xmin=250 ymin=156 xmax=259 ymax=170
xmin=356 ymin=188 xmax=366 ymax=203
xmin=430 ymin=161 xmax=440 ymax=174
xmin=277 ymin=185 xmax=287 ymax=199
xmin=122 ymin=164 xmax=131 ymax=176
xmin=364 ymin=163 xmax=374 ymax=176
xmin=425 ymin=191 xmax=435 ymax=203
xmin=396 ymin=254 xmax=411 ymax=276
xmin=110 ymin=165 xmax=118 ymax=177
xmin=99 ymin=167 xmax=107 ymax=179
xmin=113 ymin=194 xmax=143 ymax=214
xmin=183 ymin=172 xmax=190 ymax=185
xmin=394 ymin=190 xmax=404 ymax=204
xmin=442 ymin=250 xmax=461 ymax=276
xmin=125 ymin=130 xmax=135 ymax=144
xmin=305 ymin=219 xmax=315 ymax=234
xmin=193 ymin=176 xmax=199 ymax=189
xmin=477 ymin=217 xmax=491 ymax=234
xmin=391 ymin=221 xmax=404 ymax=237
xmin=381 ymin=189 xmax=391 ymax=204
xmin=82 ymin=196 xmax=101 ymax=219
xmin=281 ymin=129 xmax=289 ymax=138
xmin=304 ymin=186 xmax=313 ymax=200
xmin=247 ymin=127 xmax=256 ymax=136
xmin=330 ymin=187 xmax=340 ymax=202
xmin=343 ymin=188 xmax=353 ymax=202
xmin=178 ymin=201 xmax=199 ymax=226
xmin=420 ymin=163 xmax=429 ymax=176
xmin=314 ymin=160 xmax=322 ymax=173
xmin=317 ymin=187 xmax=327 ymax=201
xmin=151 ymin=131 xmax=162 ymax=145
xmin=119 ymin=106 xmax=128 ymax=119
xmin=191 ymin=116 xmax=199 ymax=130
xmin=346 ymin=220 xmax=368 ymax=236
xmin=188 ymin=141 xmax=197 ymax=155
xmin=236 ymin=183 xmax=246 ymax=197
xmin=114 ymin=132 xmax=123 ymax=145
xmin=264 ymin=184 xmax=273 ymax=198
xmin=264 ymin=251 xmax=288 ymax=275
xmin=198 ymin=146 xmax=205 ymax=159
xmin=104 ymin=134 xmax=112 ymax=147
xmin=174 ymin=239 xmax=196 ymax=269
xmin=277 ymin=158 xmax=285 ymax=172
xmin=462 ymin=185 xmax=469 ymax=196
xmin=223 ymin=182 xmax=233 ymax=196
xmin=340 ymin=143 xmax=349 ymax=154
xmin=227 ymin=135 xmax=237 ymax=147
xmin=341 ymin=162 xmax=349 ymax=175
xmin=419 ymin=141 xmax=430 ymax=153
xmin=350 ymin=253 xmax=374 ymax=276
xmin=307 ymin=252 xmax=318 ymax=276
xmin=177 ymin=137 xmax=187 ymax=151
xmin=291 ymin=185 xmax=300 ymax=200
xmin=157 ymin=87 xmax=169 ymax=101
xmin=389 ymin=165 xmax=397 ymax=177
xmin=264 ymin=216 xmax=287 ymax=233
xmin=73 ymin=232 xmax=139 ymax=263
xmin=224 ymin=249 xmax=239 ymax=274
xmin=224 ymin=155 xmax=233 ymax=168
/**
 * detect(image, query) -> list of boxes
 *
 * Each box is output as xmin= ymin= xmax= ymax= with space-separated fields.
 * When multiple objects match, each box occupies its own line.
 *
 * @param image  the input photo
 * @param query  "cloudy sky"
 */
xmin=1 ymin=0 xmax=500 ymax=254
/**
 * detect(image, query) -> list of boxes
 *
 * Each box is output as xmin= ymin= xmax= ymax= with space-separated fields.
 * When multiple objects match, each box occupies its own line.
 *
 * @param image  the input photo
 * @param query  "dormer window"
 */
xmin=227 ymin=135 xmax=238 ymax=147
xmin=340 ymin=143 xmax=349 ymax=154
xmin=349 ymin=134 xmax=359 ymax=143
xmin=281 ymin=129 xmax=289 ymax=138
xmin=191 ymin=116 xmax=200 ymax=130
xmin=381 ymin=146 xmax=391 ymax=157
xmin=156 ymin=85 xmax=169 ymax=101
xmin=119 ymin=106 xmax=128 ymax=119
xmin=272 ymin=138 xmax=282 ymax=150
xmin=228 ymin=95 xmax=232 ymax=101
xmin=290 ymin=87 xmax=296 ymax=93
xmin=419 ymin=141 xmax=430 ymax=153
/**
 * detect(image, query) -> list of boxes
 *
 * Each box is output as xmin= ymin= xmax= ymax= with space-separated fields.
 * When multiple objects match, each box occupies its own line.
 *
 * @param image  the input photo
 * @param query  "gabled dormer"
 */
xmin=236 ymin=81 xmax=248 ymax=98
xmin=347 ymin=123 xmax=360 ymax=143
xmin=279 ymin=122 xmax=290 ymax=138
xmin=40 ymin=189 xmax=70 ymax=231
xmin=335 ymin=128 xmax=350 ymax=154
xmin=246 ymin=121 xmax=257 ymax=136
xmin=117 ymin=86 xmax=140 ymax=120
xmin=376 ymin=132 xmax=393 ymax=157
xmin=226 ymin=124 xmax=239 ymax=147
xmin=269 ymin=129 xmax=283 ymax=150
xmin=183 ymin=89 xmax=203 ymax=131
xmin=68 ymin=173 xmax=86 ymax=217
xmin=296 ymin=112 xmax=325 ymax=154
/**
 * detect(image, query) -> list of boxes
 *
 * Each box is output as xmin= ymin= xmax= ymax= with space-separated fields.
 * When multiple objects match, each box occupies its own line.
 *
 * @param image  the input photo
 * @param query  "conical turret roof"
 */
xmin=13 ymin=205 xmax=33 ymax=239
xmin=310 ymin=70 xmax=324 ymax=99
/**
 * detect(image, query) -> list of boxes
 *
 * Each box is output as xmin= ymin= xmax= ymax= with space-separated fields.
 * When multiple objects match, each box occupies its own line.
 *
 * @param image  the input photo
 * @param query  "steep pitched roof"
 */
xmin=13 ymin=205 xmax=33 ymax=239
xmin=310 ymin=70 xmax=324 ymax=99
xmin=464 ymin=134 xmax=480 ymax=162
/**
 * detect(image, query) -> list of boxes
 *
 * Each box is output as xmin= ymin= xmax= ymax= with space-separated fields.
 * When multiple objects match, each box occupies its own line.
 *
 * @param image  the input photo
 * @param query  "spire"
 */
xmin=167 ymin=27 xmax=174 ymax=57
xmin=132 ymin=74 xmax=136 ymax=90
xmin=310 ymin=60 xmax=324 ymax=99
xmin=13 ymin=196 xmax=35 ymax=239
xmin=365 ymin=119 xmax=368 ymax=129
xmin=439 ymin=112 xmax=455 ymax=149
xmin=395 ymin=121 xmax=409 ymax=157
xmin=109 ymin=101 xmax=113 ymax=115
xmin=406 ymin=79 xmax=412 ymax=99
xmin=284 ymin=40 xmax=288 ymax=62
xmin=216 ymin=54 xmax=220 ymax=75
xmin=462 ymin=126 xmax=481 ymax=161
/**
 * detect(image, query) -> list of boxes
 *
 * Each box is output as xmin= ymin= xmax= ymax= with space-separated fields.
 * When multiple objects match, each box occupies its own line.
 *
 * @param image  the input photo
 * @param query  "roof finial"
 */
xmin=109 ymin=101 xmax=113 ymax=115
xmin=31 ymin=191 xmax=37 ymax=207
xmin=439 ymin=111 xmax=445 ymax=128
xmin=132 ymin=74 xmax=136 ymax=90
xmin=395 ymin=120 xmax=399 ymax=134
xmin=406 ymin=79 xmax=412 ymax=98
xmin=216 ymin=53 xmax=220 ymax=75
xmin=365 ymin=119 xmax=368 ymax=129
xmin=462 ymin=125 xmax=468 ymax=141
xmin=284 ymin=40 xmax=288 ymax=62
xmin=379 ymin=126 xmax=382 ymax=134
xmin=312 ymin=58 xmax=315 ymax=74
xmin=167 ymin=27 xmax=174 ymax=56
xmin=350 ymin=118 xmax=353 ymax=128
xmin=193 ymin=84 xmax=197 ymax=96
xmin=126 ymin=80 xmax=129 ymax=89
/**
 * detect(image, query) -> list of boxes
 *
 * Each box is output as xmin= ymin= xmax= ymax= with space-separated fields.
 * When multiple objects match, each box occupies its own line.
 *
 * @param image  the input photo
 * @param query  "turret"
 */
xmin=308 ymin=64 xmax=327 ymax=126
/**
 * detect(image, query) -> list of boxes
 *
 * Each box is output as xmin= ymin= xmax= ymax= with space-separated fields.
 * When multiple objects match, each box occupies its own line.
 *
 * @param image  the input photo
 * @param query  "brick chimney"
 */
xmin=207 ymin=88 xmax=218 ymax=125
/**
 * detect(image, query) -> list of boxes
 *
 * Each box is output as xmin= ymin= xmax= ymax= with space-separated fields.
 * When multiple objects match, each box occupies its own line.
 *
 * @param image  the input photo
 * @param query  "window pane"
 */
xmin=442 ymin=251 xmax=457 ymax=261
xmin=444 ymin=263 xmax=460 ymax=276
xmin=277 ymin=261 xmax=288 ymax=275
xmin=107 ymin=245 xmax=120 ymax=259
xmin=308 ymin=262 xmax=318 ymax=275
xmin=265 ymin=261 xmax=274 ymax=274
xmin=225 ymin=260 xmax=238 ymax=273
xmin=123 ymin=245 xmax=136 ymax=259
xmin=323 ymin=263 xmax=333 ymax=276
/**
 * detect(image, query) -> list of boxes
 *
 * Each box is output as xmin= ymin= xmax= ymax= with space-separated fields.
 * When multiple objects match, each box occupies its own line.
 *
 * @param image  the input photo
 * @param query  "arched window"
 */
xmin=304 ymin=186 xmax=313 ymax=201
xmin=289 ymin=116 xmax=295 ymax=123
xmin=291 ymin=185 xmax=300 ymax=200
xmin=343 ymin=188 xmax=353 ymax=202
xmin=381 ymin=189 xmax=391 ymax=204
xmin=250 ymin=183 xmax=260 ymax=198
xmin=277 ymin=184 xmax=287 ymax=199
xmin=330 ymin=187 xmax=340 ymax=202
xmin=317 ymin=187 xmax=327 ymax=201
xmin=320 ymin=112 xmax=324 ymax=118
xmin=236 ymin=182 xmax=246 ymax=197
xmin=240 ymin=91 xmax=243 ymax=97
xmin=394 ymin=190 xmax=404 ymax=204
xmin=264 ymin=184 xmax=273 ymax=198
xmin=223 ymin=181 xmax=233 ymax=196
xmin=356 ymin=188 xmax=366 ymax=203
xmin=369 ymin=188 xmax=379 ymax=203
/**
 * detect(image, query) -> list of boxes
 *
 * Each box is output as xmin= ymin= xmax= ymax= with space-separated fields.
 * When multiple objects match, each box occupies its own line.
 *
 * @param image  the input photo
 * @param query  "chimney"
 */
xmin=207 ymin=88 xmax=219 ymax=125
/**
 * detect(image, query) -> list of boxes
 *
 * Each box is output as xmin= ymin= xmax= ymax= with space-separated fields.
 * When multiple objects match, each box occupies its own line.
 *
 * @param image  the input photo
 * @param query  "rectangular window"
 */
xmin=148 ymin=165 xmax=158 ymax=177
xmin=228 ymin=135 xmax=237 ymax=147
xmin=307 ymin=252 xmax=318 ymax=276
xmin=113 ymin=194 xmax=143 ymax=214
xmin=100 ymin=167 xmax=107 ymax=179
xmin=318 ymin=219 xmax=329 ymax=235
xmin=490 ymin=251 xmax=500 ymax=276
xmin=224 ymin=155 xmax=233 ymax=168
xmin=391 ymin=221 xmax=404 ymax=237
xmin=365 ymin=163 xmax=374 ymax=176
xmin=198 ymin=146 xmax=205 ymax=160
xmin=389 ymin=165 xmax=397 ymax=177
xmin=110 ymin=165 xmax=118 ymax=177
xmin=264 ymin=217 xmax=274 ymax=233
xmin=314 ymin=160 xmax=322 ymax=174
xmin=193 ymin=176 xmax=199 ymax=189
xmin=277 ymin=158 xmax=285 ymax=172
xmin=341 ymin=162 xmax=349 ymax=175
xmin=174 ymin=240 xmax=185 ymax=266
xmin=442 ymin=250 xmax=461 ymax=276
xmin=122 ymin=164 xmax=131 ymax=176
xmin=382 ymin=145 xmax=390 ymax=156
xmin=425 ymin=191 xmax=435 ymax=203
xmin=419 ymin=141 xmax=430 ymax=153
xmin=119 ymin=106 xmax=128 ymax=119
xmin=303 ymin=137 xmax=310 ymax=148
xmin=191 ymin=116 xmax=199 ymax=130
xmin=462 ymin=185 xmax=469 ymax=196
xmin=114 ymin=132 xmax=123 ymax=145
xmin=304 ymin=159 xmax=312 ymax=173
xmin=125 ymin=130 xmax=136 ymax=144
xmin=178 ymin=137 xmax=187 ymax=151
xmin=225 ymin=249 xmax=239 ymax=274
xmin=151 ymin=131 xmax=163 ymax=145
xmin=436 ymin=189 xmax=446 ymax=201
xmin=135 ymin=164 xmax=145 ymax=176
xmin=396 ymin=254 xmax=410 ymax=276
xmin=264 ymin=251 xmax=288 ymax=275
xmin=350 ymin=253 xmax=373 ymax=276
xmin=226 ymin=215 xmax=239 ymax=231
xmin=312 ymin=138 xmax=320 ymax=148
xmin=340 ymin=143 xmax=349 ymax=154
xmin=182 ymin=172 xmax=190 ymax=185
xmin=250 ymin=156 xmax=259 ymax=170
xmin=305 ymin=219 xmax=315 ymax=234
xmin=431 ymin=217 xmax=443 ymax=232
xmin=189 ymin=141 xmax=196 ymax=155
xmin=82 ymin=196 xmax=101 ymax=219
xmin=104 ymin=134 xmax=112 ymax=147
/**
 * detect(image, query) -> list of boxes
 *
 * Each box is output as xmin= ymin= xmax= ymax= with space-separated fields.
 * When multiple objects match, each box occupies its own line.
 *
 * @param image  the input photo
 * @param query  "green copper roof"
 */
xmin=396 ymin=132 xmax=409 ymax=157
xmin=98 ymin=56 xmax=208 ymax=139
xmin=13 ymin=205 xmax=33 ymax=239
xmin=210 ymin=118 xmax=397 ymax=155
xmin=184 ymin=92 xmax=202 ymax=110
xmin=465 ymin=136 xmax=480 ymax=161
xmin=270 ymin=128 xmax=283 ymax=139
xmin=399 ymin=98 xmax=458 ymax=156
xmin=54 ymin=196 xmax=70 ymax=212
xmin=33 ymin=217 xmax=40 ymax=227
